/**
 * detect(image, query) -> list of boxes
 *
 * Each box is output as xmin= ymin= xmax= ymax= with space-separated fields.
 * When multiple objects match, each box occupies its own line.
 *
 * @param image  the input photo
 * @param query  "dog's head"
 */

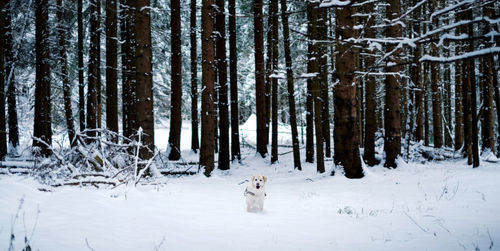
xmin=251 ymin=175 xmax=267 ymax=190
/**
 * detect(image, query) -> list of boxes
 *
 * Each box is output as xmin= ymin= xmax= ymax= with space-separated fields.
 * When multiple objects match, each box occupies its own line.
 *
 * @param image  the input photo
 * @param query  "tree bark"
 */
xmin=305 ymin=28 xmax=314 ymax=164
xmin=319 ymin=8 xmax=331 ymax=158
xmin=33 ymin=0 xmax=52 ymax=156
xmin=78 ymin=0 xmax=85 ymax=132
xmin=229 ymin=0 xmax=241 ymax=161
xmin=106 ymin=0 xmax=118 ymax=139
xmin=190 ymin=0 xmax=199 ymax=153
xmin=254 ymin=0 xmax=267 ymax=157
xmin=57 ymin=0 xmax=76 ymax=147
xmin=334 ymin=3 xmax=363 ymax=178
xmin=4 ymin=0 xmax=19 ymax=150
xmin=480 ymin=3 xmax=495 ymax=152
xmin=454 ymin=12 xmax=463 ymax=151
xmin=363 ymin=1 xmax=378 ymax=166
xmin=270 ymin=0 xmax=278 ymax=164
xmin=168 ymin=0 xmax=182 ymax=160
xmin=280 ymin=0 xmax=301 ymax=170
xmin=216 ymin=0 xmax=230 ymax=170
xmin=200 ymin=0 xmax=215 ymax=176
xmin=384 ymin=0 xmax=402 ymax=168
xmin=87 ymin=0 xmax=100 ymax=141
xmin=0 ymin=0 xmax=6 ymax=159
xmin=134 ymin=0 xmax=155 ymax=161
xmin=430 ymin=1 xmax=443 ymax=149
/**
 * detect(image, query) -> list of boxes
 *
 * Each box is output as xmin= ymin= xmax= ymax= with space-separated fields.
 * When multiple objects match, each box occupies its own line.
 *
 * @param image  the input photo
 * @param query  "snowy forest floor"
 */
xmin=1 ymin=121 xmax=499 ymax=250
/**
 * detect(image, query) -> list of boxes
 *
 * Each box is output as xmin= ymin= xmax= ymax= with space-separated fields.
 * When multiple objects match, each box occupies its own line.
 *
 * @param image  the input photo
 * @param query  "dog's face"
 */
xmin=251 ymin=175 xmax=267 ymax=190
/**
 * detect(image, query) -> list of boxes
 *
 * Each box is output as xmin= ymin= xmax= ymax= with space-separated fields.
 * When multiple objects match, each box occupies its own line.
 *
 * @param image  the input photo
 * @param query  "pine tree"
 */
xmin=200 ymin=0 xmax=215 ymax=176
xmin=254 ymin=0 xmax=267 ymax=158
xmin=106 ymin=0 xmax=119 ymax=139
xmin=229 ymin=0 xmax=241 ymax=161
xmin=33 ymin=0 xmax=52 ymax=156
xmin=190 ymin=0 xmax=199 ymax=153
xmin=216 ymin=0 xmax=230 ymax=170
xmin=57 ymin=0 xmax=76 ymax=147
xmin=280 ymin=0 xmax=300 ymax=170
xmin=333 ymin=2 xmax=362 ymax=178
xmin=168 ymin=0 xmax=182 ymax=160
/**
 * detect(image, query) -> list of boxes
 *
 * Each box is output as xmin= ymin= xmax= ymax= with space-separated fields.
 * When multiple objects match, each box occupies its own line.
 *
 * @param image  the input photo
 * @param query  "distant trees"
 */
xmin=1 ymin=0 xmax=497 ymax=176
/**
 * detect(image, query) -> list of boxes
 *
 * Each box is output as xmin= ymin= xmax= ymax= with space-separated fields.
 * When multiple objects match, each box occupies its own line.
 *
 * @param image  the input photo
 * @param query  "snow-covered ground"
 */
xmin=1 ymin=119 xmax=499 ymax=250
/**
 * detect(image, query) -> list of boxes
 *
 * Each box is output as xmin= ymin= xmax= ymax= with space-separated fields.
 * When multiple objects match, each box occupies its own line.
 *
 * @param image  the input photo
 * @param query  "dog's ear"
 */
xmin=263 ymin=176 xmax=267 ymax=183
xmin=251 ymin=176 xmax=255 ymax=182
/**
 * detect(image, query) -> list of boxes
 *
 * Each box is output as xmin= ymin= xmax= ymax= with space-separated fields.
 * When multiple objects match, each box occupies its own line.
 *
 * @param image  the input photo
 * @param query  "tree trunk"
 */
xmin=200 ymin=0 xmax=215 ymax=176
xmin=308 ymin=1 xmax=324 ymax=173
xmin=305 ymin=30 xmax=314 ymax=164
xmin=264 ymin=2 xmax=272 ymax=148
xmin=121 ymin=0 xmax=136 ymax=138
xmin=480 ymin=3 xmax=495 ymax=152
xmin=430 ymin=2 xmax=443 ymax=149
xmin=334 ymin=3 xmax=363 ymax=178
xmin=190 ymin=0 xmax=199 ymax=153
xmin=216 ymin=0 xmax=230 ymax=170
xmin=78 ymin=0 xmax=85 ymax=132
xmin=57 ymin=0 xmax=76 ymax=147
xmin=254 ymin=0 xmax=267 ymax=158
xmin=33 ymin=0 xmax=52 ymax=156
xmin=134 ymin=0 xmax=155 ymax=161
xmin=106 ymin=0 xmax=118 ymax=139
xmin=280 ymin=0 xmax=301 ymax=170
xmin=168 ymin=0 xmax=182 ymax=160
xmin=229 ymin=0 xmax=241 ymax=161
xmin=87 ymin=0 xmax=100 ymax=141
xmin=454 ymin=16 xmax=463 ymax=151
xmin=384 ymin=0 xmax=402 ymax=168
xmin=270 ymin=0 xmax=278 ymax=164
xmin=319 ymin=8 xmax=331 ymax=158
xmin=465 ymin=9 xmax=479 ymax=167
xmin=0 ymin=0 xmax=6 ymax=159
xmin=363 ymin=1 xmax=377 ymax=166
xmin=4 ymin=0 xmax=19 ymax=150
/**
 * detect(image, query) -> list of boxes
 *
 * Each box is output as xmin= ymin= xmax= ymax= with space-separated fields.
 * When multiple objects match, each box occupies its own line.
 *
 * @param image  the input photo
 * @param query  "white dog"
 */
xmin=244 ymin=175 xmax=267 ymax=212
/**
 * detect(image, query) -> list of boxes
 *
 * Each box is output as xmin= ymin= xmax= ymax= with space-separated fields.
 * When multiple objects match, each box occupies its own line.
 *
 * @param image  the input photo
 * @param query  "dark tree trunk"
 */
xmin=363 ymin=1 xmax=377 ymax=166
xmin=384 ymin=0 xmax=402 ymax=168
xmin=87 ymin=0 xmax=100 ymax=141
xmin=168 ymin=0 xmax=182 ymax=160
xmin=454 ymin=14 xmax=463 ymax=151
xmin=305 ymin=32 xmax=314 ymax=163
xmin=200 ymin=0 xmax=215 ymax=176
xmin=0 ymin=0 xmax=6 ymax=159
xmin=424 ymin=62 xmax=430 ymax=146
xmin=264 ymin=1 xmax=272 ymax=147
xmin=413 ymin=0 xmax=423 ymax=144
xmin=106 ymin=0 xmax=118 ymax=139
xmin=120 ymin=0 xmax=136 ymax=138
xmin=78 ymin=0 xmax=85 ymax=132
xmin=190 ymin=0 xmax=199 ymax=153
xmin=270 ymin=0 xmax=278 ymax=164
xmin=280 ymin=0 xmax=301 ymax=170
xmin=216 ymin=0 xmax=230 ymax=170
xmin=57 ymin=0 xmax=76 ymax=147
xmin=33 ymin=0 xmax=52 ymax=156
xmin=481 ymin=3 xmax=495 ymax=152
xmin=134 ymin=0 xmax=155 ymax=161
xmin=4 ymin=0 xmax=19 ymax=150
xmin=334 ymin=3 xmax=363 ymax=178
xmin=308 ymin=1 xmax=324 ymax=173
xmin=430 ymin=4 xmax=443 ymax=149
xmin=229 ymin=0 xmax=241 ymax=161
xmin=254 ymin=0 xmax=267 ymax=157
xmin=319 ymin=8 xmax=331 ymax=158
xmin=443 ymin=58 xmax=452 ymax=148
